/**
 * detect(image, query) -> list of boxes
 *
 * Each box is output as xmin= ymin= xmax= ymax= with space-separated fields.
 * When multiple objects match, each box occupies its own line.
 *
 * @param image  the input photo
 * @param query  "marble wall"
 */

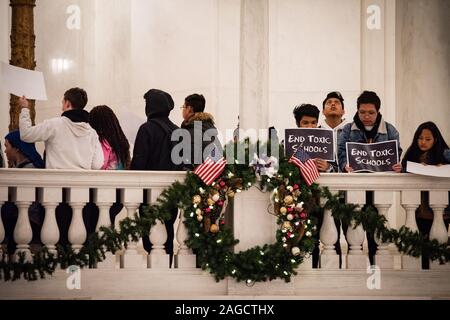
xmin=396 ymin=0 xmax=450 ymax=144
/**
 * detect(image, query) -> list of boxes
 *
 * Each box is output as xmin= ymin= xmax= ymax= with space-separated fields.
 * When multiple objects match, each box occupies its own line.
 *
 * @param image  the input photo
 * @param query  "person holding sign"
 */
xmin=18 ymin=88 xmax=104 ymax=169
xmin=337 ymin=91 xmax=402 ymax=173
xmin=293 ymin=103 xmax=334 ymax=268
xmin=293 ymin=104 xmax=336 ymax=172
xmin=337 ymin=91 xmax=402 ymax=265
xmin=401 ymin=121 xmax=450 ymax=268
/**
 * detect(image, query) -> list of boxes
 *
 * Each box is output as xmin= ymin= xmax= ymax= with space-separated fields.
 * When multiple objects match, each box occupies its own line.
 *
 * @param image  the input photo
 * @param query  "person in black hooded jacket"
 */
xmin=130 ymin=89 xmax=180 ymax=266
xmin=130 ymin=89 xmax=180 ymax=171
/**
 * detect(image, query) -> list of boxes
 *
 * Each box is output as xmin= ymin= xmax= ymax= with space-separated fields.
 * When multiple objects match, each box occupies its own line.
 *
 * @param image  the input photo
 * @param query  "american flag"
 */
xmin=193 ymin=156 xmax=227 ymax=186
xmin=288 ymin=149 xmax=320 ymax=186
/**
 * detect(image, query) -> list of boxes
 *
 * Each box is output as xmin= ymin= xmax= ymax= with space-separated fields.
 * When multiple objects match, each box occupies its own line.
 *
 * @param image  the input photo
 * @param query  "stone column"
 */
xmin=9 ymin=0 xmax=36 ymax=131
xmin=400 ymin=190 xmax=421 ymax=270
xmin=346 ymin=191 xmax=368 ymax=269
xmin=239 ymin=0 xmax=269 ymax=133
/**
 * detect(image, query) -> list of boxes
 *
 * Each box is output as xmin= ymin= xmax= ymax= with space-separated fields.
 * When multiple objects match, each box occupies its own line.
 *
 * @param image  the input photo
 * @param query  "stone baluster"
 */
xmin=0 ymin=187 xmax=7 ymax=256
xmin=94 ymin=188 xmax=116 ymax=269
xmin=121 ymin=188 xmax=144 ymax=268
xmin=148 ymin=187 xmax=170 ymax=269
xmin=400 ymin=190 xmax=421 ymax=270
xmin=319 ymin=191 xmax=339 ymax=269
xmin=41 ymin=187 xmax=61 ymax=256
xmin=67 ymin=188 xmax=88 ymax=253
xmin=429 ymin=191 xmax=449 ymax=270
xmin=175 ymin=209 xmax=196 ymax=268
xmin=346 ymin=190 xmax=368 ymax=269
xmin=13 ymin=187 xmax=34 ymax=262
xmin=374 ymin=191 xmax=394 ymax=269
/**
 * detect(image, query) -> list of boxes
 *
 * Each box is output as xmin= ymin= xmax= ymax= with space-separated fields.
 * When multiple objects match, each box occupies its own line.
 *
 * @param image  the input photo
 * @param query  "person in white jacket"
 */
xmin=18 ymin=87 xmax=104 ymax=169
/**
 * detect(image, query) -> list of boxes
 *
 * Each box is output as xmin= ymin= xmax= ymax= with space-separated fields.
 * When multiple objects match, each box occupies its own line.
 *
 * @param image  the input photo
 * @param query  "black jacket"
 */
xmin=130 ymin=89 xmax=181 ymax=171
xmin=130 ymin=118 xmax=180 ymax=171
xmin=180 ymin=112 xmax=223 ymax=170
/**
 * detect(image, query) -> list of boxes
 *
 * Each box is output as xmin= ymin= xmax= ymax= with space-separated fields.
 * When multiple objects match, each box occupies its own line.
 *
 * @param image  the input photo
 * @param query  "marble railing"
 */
xmin=0 ymin=169 xmax=449 ymax=271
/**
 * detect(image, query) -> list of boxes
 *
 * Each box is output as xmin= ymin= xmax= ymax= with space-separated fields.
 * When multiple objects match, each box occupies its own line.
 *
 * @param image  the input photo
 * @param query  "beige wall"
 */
xmin=396 ymin=0 xmax=450 ymax=146
xmin=1 ymin=0 xmax=449 ymax=153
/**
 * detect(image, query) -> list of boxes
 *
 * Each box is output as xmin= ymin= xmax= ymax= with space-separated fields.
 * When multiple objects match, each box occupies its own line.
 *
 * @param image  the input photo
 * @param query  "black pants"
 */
xmin=418 ymin=217 xmax=450 ymax=269
xmin=142 ymin=205 xmax=178 ymax=267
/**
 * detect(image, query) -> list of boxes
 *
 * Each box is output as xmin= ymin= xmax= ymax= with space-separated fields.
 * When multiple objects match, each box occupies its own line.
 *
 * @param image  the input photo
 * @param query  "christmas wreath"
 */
xmin=1 ymin=140 xmax=449 ymax=282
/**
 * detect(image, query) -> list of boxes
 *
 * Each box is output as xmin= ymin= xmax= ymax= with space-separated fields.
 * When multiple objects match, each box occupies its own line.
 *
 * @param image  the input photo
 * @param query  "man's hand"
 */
xmin=314 ymin=158 xmax=330 ymax=172
xmin=392 ymin=163 xmax=402 ymax=173
xmin=19 ymin=96 xmax=30 ymax=109
xmin=344 ymin=165 xmax=354 ymax=173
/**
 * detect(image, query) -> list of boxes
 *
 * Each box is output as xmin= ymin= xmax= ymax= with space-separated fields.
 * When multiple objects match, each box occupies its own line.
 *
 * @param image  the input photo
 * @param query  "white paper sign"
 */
xmin=0 ymin=62 xmax=47 ymax=100
xmin=406 ymin=161 xmax=450 ymax=178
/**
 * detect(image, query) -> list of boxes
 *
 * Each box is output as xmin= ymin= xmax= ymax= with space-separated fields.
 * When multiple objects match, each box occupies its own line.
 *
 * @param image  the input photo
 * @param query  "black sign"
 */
xmin=285 ymin=128 xmax=334 ymax=160
xmin=346 ymin=140 xmax=399 ymax=172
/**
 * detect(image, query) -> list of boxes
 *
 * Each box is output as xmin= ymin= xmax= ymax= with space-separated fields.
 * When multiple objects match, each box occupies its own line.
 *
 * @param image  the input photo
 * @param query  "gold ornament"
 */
xmin=207 ymin=198 xmax=215 ymax=206
xmin=192 ymin=195 xmax=202 ymax=205
xmin=197 ymin=215 xmax=203 ymax=222
xmin=279 ymin=207 xmax=287 ymax=215
xmin=227 ymin=190 xmax=235 ymax=198
xmin=284 ymin=195 xmax=294 ymax=205
xmin=282 ymin=221 xmax=292 ymax=230
xmin=210 ymin=224 xmax=219 ymax=233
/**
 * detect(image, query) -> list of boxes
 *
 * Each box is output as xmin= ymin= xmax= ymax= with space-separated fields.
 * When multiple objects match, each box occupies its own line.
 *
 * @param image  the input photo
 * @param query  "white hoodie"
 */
xmin=19 ymin=108 xmax=104 ymax=169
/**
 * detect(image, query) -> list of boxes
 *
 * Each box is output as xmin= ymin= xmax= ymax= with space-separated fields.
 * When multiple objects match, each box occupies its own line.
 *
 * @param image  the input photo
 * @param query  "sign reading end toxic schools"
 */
xmin=346 ymin=140 xmax=399 ymax=172
xmin=285 ymin=128 xmax=334 ymax=161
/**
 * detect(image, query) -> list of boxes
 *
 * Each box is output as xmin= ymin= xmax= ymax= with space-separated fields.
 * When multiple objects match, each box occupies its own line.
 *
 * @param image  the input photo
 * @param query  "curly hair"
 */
xmin=89 ymin=105 xmax=131 ymax=169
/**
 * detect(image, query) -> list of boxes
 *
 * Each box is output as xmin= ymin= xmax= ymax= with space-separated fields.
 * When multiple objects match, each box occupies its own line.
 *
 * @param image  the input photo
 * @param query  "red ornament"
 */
xmin=220 ymin=181 xmax=226 ymax=187
xmin=218 ymin=201 xmax=224 ymax=207
xmin=293 ymin=184 xmax=299 ymax=190
xmin=287 ymin=207 xmax=293 ymax=212
xmin=300 ymin=212 xmax=307 ymax=219
xmin=220 ymin=220 xmax=225 ymax=225
xmin=205 ymin=207 xmax=211 ymax=213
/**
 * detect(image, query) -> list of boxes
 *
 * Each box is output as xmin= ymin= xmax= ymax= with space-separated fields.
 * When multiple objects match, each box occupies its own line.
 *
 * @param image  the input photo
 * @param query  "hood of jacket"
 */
xmin=144 ymin=89 xmax=174 ymax=119
xmin=61 ymin=116 xmax=96 ymax=137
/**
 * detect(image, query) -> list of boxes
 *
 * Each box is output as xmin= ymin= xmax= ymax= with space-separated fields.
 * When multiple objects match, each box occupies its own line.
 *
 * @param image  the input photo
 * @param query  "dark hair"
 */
xmin=357 ymin=90 xmax=380 ymax=111
xmin=322 ymin=91 xmax=344 ymax=109
xmin=89 ymin=105 xmax=131 ymax=169
xmin=185 ymin=94 xmax=206 ymax=113
xmin=401 ymin=121 xmax=449 ymax=168
xmin=64 ymin=87 xmax=88 ymax=110
xmin=293 ymin=104 xmax=320 ymax=125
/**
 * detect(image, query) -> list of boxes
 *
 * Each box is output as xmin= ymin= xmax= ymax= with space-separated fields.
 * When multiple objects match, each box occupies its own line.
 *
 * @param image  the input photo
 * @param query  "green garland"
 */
xmin=1 ymin=140 xmax=449 ymax=282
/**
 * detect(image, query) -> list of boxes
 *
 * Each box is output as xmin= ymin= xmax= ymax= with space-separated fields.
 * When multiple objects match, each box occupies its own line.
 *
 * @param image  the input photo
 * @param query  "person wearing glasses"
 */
xmin=337 ymin=90 xmax=402 ymax=265
xmin=180 ymin=94 xmax=223 ymax=169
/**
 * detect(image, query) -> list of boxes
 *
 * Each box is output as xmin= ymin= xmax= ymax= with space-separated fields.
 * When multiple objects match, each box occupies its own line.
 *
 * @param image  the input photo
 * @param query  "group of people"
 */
xmin=292 ymin=90 xmax=449 ymax=268
xmin=0 ymin=87 xmax=448 ymax=269
xmin=0 ymin=87 xmax=222 ymax=263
